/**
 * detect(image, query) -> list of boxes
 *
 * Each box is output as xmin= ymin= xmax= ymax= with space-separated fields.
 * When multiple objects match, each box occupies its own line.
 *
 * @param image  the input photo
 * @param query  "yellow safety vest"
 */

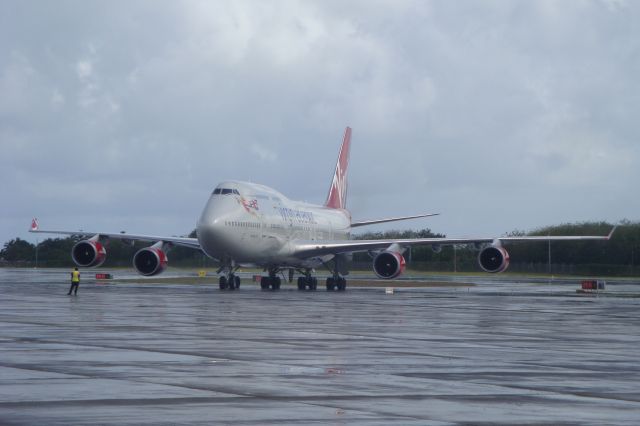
xmin=72 ymin=270 xmax=80 ymax=283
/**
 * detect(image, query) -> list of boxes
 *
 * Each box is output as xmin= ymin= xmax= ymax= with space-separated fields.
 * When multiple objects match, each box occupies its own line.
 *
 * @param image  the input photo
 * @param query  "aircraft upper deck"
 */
xmin=212 ymin=181 xmax=288 ymax=201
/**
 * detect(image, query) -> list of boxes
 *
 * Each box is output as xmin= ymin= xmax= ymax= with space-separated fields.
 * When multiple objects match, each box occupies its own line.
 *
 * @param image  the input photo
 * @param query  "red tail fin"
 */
xmin=324 ymin=127 xmax=351 ymax=210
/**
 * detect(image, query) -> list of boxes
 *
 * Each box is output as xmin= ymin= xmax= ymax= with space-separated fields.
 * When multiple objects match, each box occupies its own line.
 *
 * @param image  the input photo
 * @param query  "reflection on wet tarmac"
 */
xmin=0 ymin=268 xmax=639 ymax=425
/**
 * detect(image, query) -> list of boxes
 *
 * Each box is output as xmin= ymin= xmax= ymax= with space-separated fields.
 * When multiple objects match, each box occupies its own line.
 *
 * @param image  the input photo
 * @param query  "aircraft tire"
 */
xmin=219 ymin=276 xmax=228 ymax=290
xmin=326 ymin=277 xmax=335 ymax=291
xmin=297 ymin=277 xmax=304 ymax=290
xmin=260 ymin=277 xmax=269 ymax=290
xmin=337 ymin=278 xmax=346 ymax=291
xmin=234 ymin=275 xmax=241 ymax=289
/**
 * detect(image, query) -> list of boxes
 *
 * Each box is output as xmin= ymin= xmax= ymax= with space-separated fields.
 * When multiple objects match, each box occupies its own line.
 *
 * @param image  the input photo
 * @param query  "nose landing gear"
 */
xmin=218 ymin=262 xmax=241 ymax=290
xmin=219 ymin=274 xmax=241 ymax=290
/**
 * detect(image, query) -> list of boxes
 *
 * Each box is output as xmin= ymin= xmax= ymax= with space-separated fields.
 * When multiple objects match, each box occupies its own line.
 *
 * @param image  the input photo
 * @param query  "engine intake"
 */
xmin=133 ymin=244 xmax=168 ymax=276
xmin=373 ymin=251 xmax=406 ymax=279
xmin=478 ymin=246 xmax=510 ymax=273
xmin=71 ymin=240 xmax=107 ymax=267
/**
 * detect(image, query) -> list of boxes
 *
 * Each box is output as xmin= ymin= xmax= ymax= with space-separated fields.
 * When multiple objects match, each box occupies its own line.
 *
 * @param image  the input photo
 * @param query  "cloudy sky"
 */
xmin=1 ymin=0 xmax=638 ymax=247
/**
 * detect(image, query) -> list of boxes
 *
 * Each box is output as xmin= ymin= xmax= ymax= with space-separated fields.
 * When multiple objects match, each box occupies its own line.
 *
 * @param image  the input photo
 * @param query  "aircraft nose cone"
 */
xmin=197 ymin=217 xmax=224 ymax=258
xmin=197 ymin=198 xmax=227 ymax=258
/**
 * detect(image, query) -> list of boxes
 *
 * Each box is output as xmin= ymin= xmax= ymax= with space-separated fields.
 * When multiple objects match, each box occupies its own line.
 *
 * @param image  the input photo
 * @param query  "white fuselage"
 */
xmin=196 ymin=181 xmax=351 ymax=268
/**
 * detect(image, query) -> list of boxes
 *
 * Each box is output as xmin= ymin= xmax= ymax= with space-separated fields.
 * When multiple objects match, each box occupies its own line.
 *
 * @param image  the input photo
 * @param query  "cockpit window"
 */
xmin=218 ymin=188 xmax=240 ymax=195
xmin=213 ymin=188 xmax=240 ymax=195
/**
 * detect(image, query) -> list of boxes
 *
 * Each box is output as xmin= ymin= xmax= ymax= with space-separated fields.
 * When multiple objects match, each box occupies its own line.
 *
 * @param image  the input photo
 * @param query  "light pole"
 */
xmin=453 ymin=245 xmax=457 ymax=273
xmin=548 ymin=238 xmax=551 ymax=276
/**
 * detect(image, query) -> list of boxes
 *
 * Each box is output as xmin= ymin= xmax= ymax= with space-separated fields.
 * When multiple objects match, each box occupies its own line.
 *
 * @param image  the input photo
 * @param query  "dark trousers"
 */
xmin=68 ymin=282 xmax=79 ymax=295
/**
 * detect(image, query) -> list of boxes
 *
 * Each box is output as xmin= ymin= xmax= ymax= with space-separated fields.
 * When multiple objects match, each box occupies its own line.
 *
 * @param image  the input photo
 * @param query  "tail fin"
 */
xmin=324 ymin=127 xmax=352 ymax=210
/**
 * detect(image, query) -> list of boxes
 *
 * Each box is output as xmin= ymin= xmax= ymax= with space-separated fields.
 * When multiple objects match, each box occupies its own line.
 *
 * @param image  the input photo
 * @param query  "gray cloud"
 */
xmin=1 ymin=0 xmax=638 ymax=246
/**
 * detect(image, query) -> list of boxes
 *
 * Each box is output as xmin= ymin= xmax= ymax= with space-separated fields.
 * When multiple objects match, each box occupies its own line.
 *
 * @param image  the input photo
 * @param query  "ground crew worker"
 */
xmin=68 ymin=267 xmax=80 ymax=295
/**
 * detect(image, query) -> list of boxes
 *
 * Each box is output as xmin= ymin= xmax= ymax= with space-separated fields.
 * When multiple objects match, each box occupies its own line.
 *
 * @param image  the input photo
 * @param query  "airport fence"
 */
xmin=351 ymin=261 xmax=640 ymax=277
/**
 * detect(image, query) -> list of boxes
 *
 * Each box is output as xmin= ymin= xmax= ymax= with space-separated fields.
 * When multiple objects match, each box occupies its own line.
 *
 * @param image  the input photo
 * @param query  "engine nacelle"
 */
xmin=133 ymin=244 xmax=168 ymax=276
xmin=71 ymin=239 xmax=107 ymax=267
xmin=373 ymin=251 xmax=406 ymax=279
xmin=478 ymin=246 xmax=510 ymax=273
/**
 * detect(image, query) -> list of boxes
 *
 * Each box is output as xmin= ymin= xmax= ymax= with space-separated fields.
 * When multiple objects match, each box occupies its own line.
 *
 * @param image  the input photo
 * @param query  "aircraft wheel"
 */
xmin=260 ymin=277 xmax=269 ymax=290
xmin=311 ymin=277 xmax=318 ymax=291
xmin=326 ymin=277 xmax=335 ymax=291
xmin=297 ymin=277 xmax=304 ymax=290
xmin=234 ymin=275 xmax=241 ymax=289
xmin=300 ymin=277 xmax=311 ymax=291
xmin=272 ymin=277 xmax=281 ymax=290
xmin=337 ymin=277 xmax=346 ymax=291
xmin=219 ymin=276 xmax=228 ymax=290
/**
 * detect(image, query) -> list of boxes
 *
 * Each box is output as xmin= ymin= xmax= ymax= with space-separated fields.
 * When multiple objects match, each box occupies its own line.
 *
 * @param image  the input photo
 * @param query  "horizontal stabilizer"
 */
xmin=351 ymin=213 xmax=439 ymax=228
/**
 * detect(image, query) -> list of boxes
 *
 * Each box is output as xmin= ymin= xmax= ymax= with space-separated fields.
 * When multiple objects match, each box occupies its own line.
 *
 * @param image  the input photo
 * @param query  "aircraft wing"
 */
xmin=350 ymin=213 xmax=439 ymax=228
xmin=29 ymin=220 xmax=201 ymax=250
xmin=291 ymin=227 xmax=616 ymax=258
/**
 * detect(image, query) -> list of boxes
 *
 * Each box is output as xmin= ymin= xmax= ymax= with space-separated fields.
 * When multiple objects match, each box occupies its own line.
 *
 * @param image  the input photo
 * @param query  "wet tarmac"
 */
xmin=1 ymin=268 xmax=639 ymax=425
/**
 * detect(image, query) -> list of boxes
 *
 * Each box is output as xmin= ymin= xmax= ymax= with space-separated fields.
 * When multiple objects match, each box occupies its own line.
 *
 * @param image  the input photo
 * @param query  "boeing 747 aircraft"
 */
xmin=30 ymin=127 xmax=615 ymax=291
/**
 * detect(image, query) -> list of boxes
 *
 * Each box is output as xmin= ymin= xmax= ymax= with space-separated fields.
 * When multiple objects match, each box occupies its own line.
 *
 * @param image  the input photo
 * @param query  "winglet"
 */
xmin=30 ymin=218 xmax=39 ymax=232
xmin=606 ymin=226 xmax=617 ymax=240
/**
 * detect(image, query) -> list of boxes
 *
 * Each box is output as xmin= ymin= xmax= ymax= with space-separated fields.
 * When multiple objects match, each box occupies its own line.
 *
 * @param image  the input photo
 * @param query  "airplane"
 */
xmin=29 ymin=127 xmax=615 ymax=291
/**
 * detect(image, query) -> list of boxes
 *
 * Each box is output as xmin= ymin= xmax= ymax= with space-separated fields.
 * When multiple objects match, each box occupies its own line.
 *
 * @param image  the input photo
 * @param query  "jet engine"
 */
xmin=133 ymin=242 xmax=168 ymax=276
xmin=373 ymin=251 xmax=406 ymax=279
xmin=71 ymin=238 xmax=107 ymax=267
xmin=478 ymin=245 xmax=510 ymax=273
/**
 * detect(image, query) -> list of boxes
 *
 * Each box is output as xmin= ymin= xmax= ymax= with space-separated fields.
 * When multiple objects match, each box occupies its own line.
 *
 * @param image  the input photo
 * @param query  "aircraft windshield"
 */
xmin=212 ymin=188 xmax=240 ymax=195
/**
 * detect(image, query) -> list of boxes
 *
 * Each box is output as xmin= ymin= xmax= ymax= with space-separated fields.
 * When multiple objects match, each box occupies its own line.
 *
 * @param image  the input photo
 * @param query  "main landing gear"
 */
xmin=325 ymin=276 xmax=346 ymax=291
xmin=218 ymin=261 xmax=347 ymax=292
xmin=324 ymin=258 xmax=347 ymax=291
xmin=296 ymin=258 xmax=347 ymax=292
xmin=297 ymin=269 xmax=318 ymax=291
xmin=260 ymin=268 xmax=282 ymax=290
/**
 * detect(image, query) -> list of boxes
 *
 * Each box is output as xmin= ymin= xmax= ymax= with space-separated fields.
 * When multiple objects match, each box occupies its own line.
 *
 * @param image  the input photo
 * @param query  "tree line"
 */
xmin=1 ymin=221 xmax=638 ymax=276
xmin=352 ymin=221 xmax=638 ymax=276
